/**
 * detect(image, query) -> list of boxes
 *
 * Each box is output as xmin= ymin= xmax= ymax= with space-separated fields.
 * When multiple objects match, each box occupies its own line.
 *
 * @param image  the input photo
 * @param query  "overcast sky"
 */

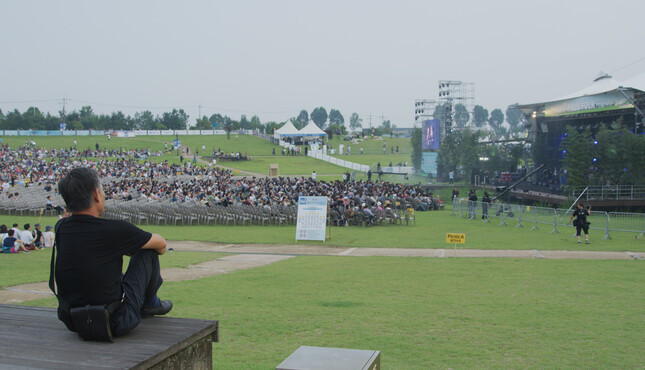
xmin=2 ymin=0 xmax=645 ymax=128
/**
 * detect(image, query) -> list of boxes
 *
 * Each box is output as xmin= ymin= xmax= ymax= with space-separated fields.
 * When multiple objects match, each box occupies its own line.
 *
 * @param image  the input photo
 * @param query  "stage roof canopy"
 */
xmin=516 ymin=71 xmax=645 ymax=119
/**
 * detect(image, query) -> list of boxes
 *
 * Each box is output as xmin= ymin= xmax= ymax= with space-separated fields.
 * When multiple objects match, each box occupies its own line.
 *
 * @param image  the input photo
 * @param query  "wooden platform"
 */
xmin=0 ymin=304 xmax=218 ymax=369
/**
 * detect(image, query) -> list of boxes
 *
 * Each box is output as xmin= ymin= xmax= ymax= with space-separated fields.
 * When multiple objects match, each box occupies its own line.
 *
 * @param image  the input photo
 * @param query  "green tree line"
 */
xmin=0 ymin=106 xmax=379 ymax=137
xmin=561 ymin=125 xmax=645 ymax=188
xmin=431 ymin=103 xmax=525 ymax=139
xmin=0 ymin=106 xmax=193 ymax=131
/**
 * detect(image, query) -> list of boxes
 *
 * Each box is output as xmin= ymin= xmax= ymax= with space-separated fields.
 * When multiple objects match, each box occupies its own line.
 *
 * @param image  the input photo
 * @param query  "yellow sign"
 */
xmin=446 ymin=233 xmax=465 ymax=244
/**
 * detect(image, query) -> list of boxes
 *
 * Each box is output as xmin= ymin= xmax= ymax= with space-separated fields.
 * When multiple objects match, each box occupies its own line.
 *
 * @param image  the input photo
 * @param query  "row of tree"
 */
xmin=0 ymin=106 xmax=386 ymax=137
xmin=0 ymin=106 xmax=191 ymax=131
xmin=561 ymin=125 xmax=645 ymax=188
xmin=411 ymin=127 xmax=526 ymax=181
xmin=431 ymin=103 xmax=525 ymax=139
xmin=290 ymin=108 xmax=393 ymax=136
xmin=411 ymin=116 xmax=645 ymax=189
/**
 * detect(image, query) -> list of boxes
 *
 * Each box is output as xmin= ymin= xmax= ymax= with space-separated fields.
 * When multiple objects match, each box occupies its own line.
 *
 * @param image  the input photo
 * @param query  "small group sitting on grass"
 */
xmin=0 ymin=223 xmax=55 ymax=254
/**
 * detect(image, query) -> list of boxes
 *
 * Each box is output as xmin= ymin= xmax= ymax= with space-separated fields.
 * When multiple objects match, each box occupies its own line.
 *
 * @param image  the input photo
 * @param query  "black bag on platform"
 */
xmin=70 ymin=305 xmax=114 ymax=341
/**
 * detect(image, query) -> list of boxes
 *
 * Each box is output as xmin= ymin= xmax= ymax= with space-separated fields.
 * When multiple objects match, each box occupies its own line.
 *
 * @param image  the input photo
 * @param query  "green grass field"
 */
xmin=218 ymin=156 xmax=347 ymax=176
xmin=326 ymin=135 xmax=412 ymax=156
xmin=2 ymin=134 xmax=281 ymax=157
xmin=1 ymin=210 xmax=643 ymax=253
xmin=0 ymin=250 xmax=224 ymax=287
xmin=3 ymin=133 xmax=644 ymax=368
xmin=22 ymin=256 xmax=645 ymax=368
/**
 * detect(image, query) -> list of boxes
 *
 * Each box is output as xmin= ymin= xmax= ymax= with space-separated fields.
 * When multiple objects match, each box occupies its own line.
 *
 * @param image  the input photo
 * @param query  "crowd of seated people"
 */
xmin=102 ymin=173 xmax=443 ymax=217
xmin=0 ymin=145 xmax=168 ymax=187
xmin=0 ymin=145 xmax=443 ymax=226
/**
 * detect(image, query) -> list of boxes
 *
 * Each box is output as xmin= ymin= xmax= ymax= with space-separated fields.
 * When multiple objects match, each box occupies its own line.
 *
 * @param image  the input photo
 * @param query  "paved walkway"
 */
xmin=169 ymin=241 xmax=644 ymax=260
xmin=1 ymin=241 xmax=642 ymax=304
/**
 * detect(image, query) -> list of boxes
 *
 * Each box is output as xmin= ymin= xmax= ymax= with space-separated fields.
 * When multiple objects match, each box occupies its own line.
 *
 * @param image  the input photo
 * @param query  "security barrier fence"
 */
xmin=571 ymin=185 xmax=645 ymax=201
xmin=450 ymin=199 xmax=645 ymax=239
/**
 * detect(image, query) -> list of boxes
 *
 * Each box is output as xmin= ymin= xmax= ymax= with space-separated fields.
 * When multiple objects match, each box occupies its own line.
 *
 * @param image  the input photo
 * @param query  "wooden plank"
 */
xmin=0 ymin=304 xmax=218 ymax=369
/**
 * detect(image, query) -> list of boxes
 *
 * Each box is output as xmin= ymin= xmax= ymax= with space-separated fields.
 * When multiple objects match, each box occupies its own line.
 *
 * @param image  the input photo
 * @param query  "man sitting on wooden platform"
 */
xmin=53 ymin=167 xmax=172 ymax=340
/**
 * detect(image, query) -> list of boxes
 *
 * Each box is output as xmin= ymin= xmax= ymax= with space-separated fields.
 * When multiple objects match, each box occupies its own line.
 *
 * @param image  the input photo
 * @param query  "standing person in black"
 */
xmin=569 ymin=202 xmax=591 ymax=244
xmin=451 ymin=187 xmax=459 ymax=202
xmin=481 ymin=192 xmax=491 ymax=220
xmin=468 ymin=190 xmax=478 ymax=219
xmin=54 ymin=167 xmax=172 ymax=339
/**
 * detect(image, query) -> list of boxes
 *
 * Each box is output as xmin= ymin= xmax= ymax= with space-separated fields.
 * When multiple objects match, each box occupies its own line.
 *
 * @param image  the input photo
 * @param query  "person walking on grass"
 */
xmin=569 ymin=202 xmax=591 ymax=244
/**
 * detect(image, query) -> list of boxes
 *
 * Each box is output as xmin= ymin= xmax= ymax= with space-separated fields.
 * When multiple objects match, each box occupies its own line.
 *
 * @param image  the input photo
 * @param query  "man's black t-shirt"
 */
xmin=572 ymin=208 xmax=590 ymax=225
xmin=55 ymin=215 xmax=151 ymax=325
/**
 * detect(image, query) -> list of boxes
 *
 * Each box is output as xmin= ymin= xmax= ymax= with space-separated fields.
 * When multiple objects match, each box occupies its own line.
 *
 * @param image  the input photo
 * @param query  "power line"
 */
xmin=610 ymin=55 xmax=645 ymax=75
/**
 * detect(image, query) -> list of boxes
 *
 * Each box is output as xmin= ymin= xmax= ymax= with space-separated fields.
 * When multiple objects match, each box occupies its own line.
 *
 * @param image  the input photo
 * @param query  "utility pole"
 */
xmin=368 ymin=114 xmax=372 ymax=129
xmin=198 ymin=104 xmax=202 ymax=119
xmin=61 ymin=96 xmax=67 ymax=130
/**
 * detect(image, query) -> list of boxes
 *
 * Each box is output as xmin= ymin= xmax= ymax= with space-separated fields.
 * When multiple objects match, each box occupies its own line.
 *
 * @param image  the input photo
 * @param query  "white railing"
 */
xmin=308 ymin=150 xmax=370 ymax=172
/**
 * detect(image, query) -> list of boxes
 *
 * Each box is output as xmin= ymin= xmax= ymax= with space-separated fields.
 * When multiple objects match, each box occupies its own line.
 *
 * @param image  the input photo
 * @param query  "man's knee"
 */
xmin=130 ymin=249 xmax=160 ymax=265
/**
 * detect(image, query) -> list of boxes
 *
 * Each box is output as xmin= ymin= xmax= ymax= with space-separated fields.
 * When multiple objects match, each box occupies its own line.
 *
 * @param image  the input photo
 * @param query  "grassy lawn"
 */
xmin=24 ymin=256 xmax=645 ymax=368
xmin=220 ymin=156 xmax=346 ymax=176
xmin=1 ymin=211 xmax=643 ymax=253
xmin=5 ymin=132 xmax=644 ymax=368
xmin=331 ymin=153 xmax=411 ymax=167
xmin=0 ymin=249 xmax=225 ymax=288
xmin=323 ymin=136 xmax=413 ymax=170
xmin=326 ymin=135 xmax=411 ymax=155
xmin=1 ymin=134 xmax=281 ymax=157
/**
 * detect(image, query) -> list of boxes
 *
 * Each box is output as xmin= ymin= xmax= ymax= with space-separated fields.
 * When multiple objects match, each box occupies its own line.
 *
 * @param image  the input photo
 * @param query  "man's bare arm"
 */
xmin=141 ymin=234 xmax=167 ymax=255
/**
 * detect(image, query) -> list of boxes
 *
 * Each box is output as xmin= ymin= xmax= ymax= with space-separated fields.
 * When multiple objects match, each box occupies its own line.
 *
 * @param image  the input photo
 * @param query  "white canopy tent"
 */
xmin=273 ymin=120 xmax=300 ymax=139
xmin=299 ymin=121 xmax=327 ymax=139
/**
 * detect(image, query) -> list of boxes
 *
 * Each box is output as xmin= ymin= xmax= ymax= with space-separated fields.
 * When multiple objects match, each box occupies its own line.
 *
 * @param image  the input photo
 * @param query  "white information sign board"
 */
xmin=295 ymin=196 xmax=328 ymax=241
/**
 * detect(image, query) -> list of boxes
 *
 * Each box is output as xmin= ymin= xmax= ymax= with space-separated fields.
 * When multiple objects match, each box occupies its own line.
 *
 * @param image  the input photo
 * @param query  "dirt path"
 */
xmin=1 ymin=242 xmax=641 ymax=304
xmin=0 ymin=252 xmax=294 ymax=304
xmin=168 ymin=241 xmax=643 ymax=260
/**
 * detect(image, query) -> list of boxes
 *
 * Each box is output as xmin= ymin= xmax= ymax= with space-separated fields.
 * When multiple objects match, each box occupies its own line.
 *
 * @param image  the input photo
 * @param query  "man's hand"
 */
xmin=141 ymin=234 xmax=167 ymax=255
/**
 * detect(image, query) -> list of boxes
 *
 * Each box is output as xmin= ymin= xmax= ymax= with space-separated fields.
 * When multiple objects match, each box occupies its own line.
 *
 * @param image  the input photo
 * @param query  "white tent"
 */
xmin=273 ymin=120 xmax=300 ymax=139
xmin=299 ymin=121 xmax=327 ymax=138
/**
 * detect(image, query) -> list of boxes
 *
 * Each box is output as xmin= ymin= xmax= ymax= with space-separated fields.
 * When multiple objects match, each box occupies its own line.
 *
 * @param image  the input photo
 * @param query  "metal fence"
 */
xmin=571 ymin=185 xmax=645 ymax=201
xmin=450 ymin=198 xmax=645 ymax=239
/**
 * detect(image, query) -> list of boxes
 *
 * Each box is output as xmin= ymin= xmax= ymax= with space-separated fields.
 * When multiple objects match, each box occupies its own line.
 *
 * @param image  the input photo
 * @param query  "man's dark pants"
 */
xmin=110 ymin=249 xmax=163 ymax=337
